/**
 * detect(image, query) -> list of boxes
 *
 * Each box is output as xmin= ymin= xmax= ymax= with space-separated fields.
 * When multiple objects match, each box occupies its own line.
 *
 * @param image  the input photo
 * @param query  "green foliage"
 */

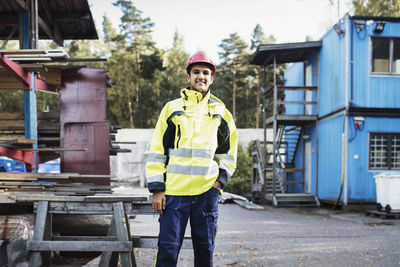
xmin=0 ymin=1 xmax=283 ymax=132
xmin=225 ymin=144 xmax=252 ymax=195
xmin=0 ymin=91 xmax=24 ymax=112
xmin=353 ymin=0 xmax=400 ymax=16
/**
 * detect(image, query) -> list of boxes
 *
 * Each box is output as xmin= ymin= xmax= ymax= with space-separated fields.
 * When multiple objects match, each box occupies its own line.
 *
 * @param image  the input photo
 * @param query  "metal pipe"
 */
xmin=343 ymin=14 xmax=350 ymax=205
xmin=315 ymin=53 xmax=320 ymax=198
xmin=272 ymin=56 xmax=277 ymax=197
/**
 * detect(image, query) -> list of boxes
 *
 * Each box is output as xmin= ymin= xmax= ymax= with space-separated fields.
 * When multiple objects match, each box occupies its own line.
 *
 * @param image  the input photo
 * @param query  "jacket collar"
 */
xmin=180 ymin=88 xmax=211 ymax=104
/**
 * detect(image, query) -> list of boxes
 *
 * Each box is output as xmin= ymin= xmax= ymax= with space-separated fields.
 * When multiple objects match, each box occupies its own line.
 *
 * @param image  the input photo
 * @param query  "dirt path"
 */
xmin=131 ymin=203 xmax=400 ymax=267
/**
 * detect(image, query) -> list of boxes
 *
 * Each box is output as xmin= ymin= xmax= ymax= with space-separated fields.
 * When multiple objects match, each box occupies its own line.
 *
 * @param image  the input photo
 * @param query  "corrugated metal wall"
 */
xmin=284 ymin=62 xmax=304 ymax=115
xmin=284 ymin=52 xmax=319 ymax=116
xmin=351 ymin=20 xmax=400 ymax=109
xmin=319 ymin=26 xmax=346 ymax=117
xmin=347 ymin=117 xmax=400 ymax=202
xmin=282 ymin=15 xmax=400 ymax=203
xmin=289 ymin=125 xmax=318 ymax=194
xmin=317 ymin=115 xmax=345 ymax=201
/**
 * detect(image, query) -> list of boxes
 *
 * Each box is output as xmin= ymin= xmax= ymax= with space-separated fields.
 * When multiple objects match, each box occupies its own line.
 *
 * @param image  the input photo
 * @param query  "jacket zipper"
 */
xmin=176 ymin=125 xmax=181 ymax=148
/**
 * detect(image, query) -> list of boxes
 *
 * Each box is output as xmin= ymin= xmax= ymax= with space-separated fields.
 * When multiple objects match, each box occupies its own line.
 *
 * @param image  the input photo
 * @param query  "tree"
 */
xmin=159 ymin=31 xmax=188 ymax=104
xmin=353 ymin=0 xmax=400 ymax=16
xmin=250 ymin=24 xmax=276 ymax=128
xmin=217 ymin=33 xmax=250 ymax=125
xmin=105 ymin=1 xmax=158 ymax=128
xmin=251 ymin=24 xmax=275 ymax=50
xmin=142 ymin=31 xmax=189 ymax=128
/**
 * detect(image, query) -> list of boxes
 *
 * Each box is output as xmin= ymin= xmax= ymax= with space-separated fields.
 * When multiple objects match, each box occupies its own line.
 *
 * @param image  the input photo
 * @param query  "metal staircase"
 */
xmin=251 ymin=55 xmax=320 ymax=207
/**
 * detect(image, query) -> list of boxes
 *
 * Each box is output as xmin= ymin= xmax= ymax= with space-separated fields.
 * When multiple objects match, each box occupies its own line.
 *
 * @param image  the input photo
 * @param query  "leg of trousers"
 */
xmin=155 ymin=187 xmax=219 ymax=267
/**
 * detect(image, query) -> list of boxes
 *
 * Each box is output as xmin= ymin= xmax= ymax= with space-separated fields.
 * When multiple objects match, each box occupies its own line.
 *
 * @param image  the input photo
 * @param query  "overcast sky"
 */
xmin=89 ymin=0 xmax=353 ymax=62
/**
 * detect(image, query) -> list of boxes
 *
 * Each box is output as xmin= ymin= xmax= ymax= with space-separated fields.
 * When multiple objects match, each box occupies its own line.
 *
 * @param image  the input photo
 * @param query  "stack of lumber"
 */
xmin=0 ymin=215 xmax=34 ymax=241
xmin=0 ymin=49 xmax=69 ymax=62
xmin=0 ymin=112 xmax=60 ymax=149
xmin=0 ymin=173 xmax=112 ymax=203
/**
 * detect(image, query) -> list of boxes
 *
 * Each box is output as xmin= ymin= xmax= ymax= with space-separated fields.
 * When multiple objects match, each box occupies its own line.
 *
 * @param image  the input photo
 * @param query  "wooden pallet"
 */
xmin=365 ymin=210 xmax=400 ymax=219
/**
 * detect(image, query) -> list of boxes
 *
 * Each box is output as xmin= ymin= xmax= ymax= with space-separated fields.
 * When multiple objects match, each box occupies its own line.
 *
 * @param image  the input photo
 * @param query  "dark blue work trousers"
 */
xmin=155 ymin=187 xmax=220 ymax=267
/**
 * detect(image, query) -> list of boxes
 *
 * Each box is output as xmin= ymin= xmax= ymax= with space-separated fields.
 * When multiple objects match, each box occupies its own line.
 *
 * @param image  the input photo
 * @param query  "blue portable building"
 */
xmin=251 ymin=14 xmax=400 ymax=206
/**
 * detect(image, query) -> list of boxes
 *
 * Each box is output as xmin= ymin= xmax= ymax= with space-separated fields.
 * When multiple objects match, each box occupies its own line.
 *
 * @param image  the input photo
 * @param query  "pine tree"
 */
xmin=250 ymin=24 xmax=276 ymax=128
xmin=217 ymin=33 xmax=250 ymax=126
xmin=353 ymin=0 xmax=400 ymax=16
xmin=106 ymin=1 xmax=157 ymax=128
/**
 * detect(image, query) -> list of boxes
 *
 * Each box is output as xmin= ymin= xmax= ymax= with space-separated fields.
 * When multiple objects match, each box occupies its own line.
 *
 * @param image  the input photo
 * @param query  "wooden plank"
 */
xmin=43 ymin=211 xmax=52 ymax=266
xmin=1 ymin=64 xmax=46 ymax=72
xmin=27 ymin=241 xmax=132 ymax=252
xmin=0 ymin=135 xmax=26 ymax=141
xmin=84 ymin=195 xmax=148 ymax=202
xmin=47 ymin=201 xmax=154 ymax=215
xmin=0 ymin=120 xmax=25 ymax=127
xmin=113 ymin=202 xmax=133 ymax=267
xmin=53 ymin=236 xmax=117 ymax=241
xmin=29 ymin=201 xmax=48 ymax=267
xmin=99 ymin=217 xmax=118 ymax=267
xmin=0 ymin=49 xmax=47 ymax=55
xmin=19 ymin=194 xmax=85 ymax=202
xmin=0 ymin=173 xmax=72 ymax=180
xmin=20 ymin=148 xmax=87 ymax=152
xmin=0 ymin=113 xmax=25 ymax=120
xmin=0 ymin=138 xmax=35 ymax=144
xmin=35 ymin=235 xmax=194 ymax=249
xmin=41 ymin=68 xmax=61 ymax=86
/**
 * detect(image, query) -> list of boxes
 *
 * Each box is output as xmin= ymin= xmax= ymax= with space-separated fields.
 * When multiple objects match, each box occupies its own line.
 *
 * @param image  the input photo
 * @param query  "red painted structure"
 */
xmin=0 ymin=53 xmax=58 ymax=170
xmin=0 ymin=53 xmax=57 ymax=92
xmin=0 ymin=54 xmax=111 ymax=182
xmin=60 ymin=68 xmax=110 ymax=184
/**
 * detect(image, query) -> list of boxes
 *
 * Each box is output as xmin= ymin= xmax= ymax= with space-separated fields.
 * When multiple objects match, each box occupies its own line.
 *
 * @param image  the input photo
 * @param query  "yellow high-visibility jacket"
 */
xmin=146 ymin=88 xmax=238 ymax=196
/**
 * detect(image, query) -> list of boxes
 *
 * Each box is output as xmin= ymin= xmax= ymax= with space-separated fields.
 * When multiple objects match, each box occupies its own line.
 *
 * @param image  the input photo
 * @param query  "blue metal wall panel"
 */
xmin=351 ymin=20 xmax=400 ymax=109
xmin=287 ymin=134 xmax=303 ymax=193
xmin=287 ymin=125 xmax=318 ymax=194
xmin=284 ymin=62 xmax=304 ymax=115
xmin=284 ymin=52 xmax=319 ymax=115
xmin=317 ymin=115 xmax=345 ymax=201
xmin=319 ymin=26 xmax=347 ymax=117
xmin=347 ymin=116 xmax=400 ymax=202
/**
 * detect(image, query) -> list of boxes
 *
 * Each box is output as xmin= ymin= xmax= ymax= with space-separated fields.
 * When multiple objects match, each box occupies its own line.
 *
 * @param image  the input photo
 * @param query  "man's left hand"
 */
xmin=213 ymin=181 xmax=222 ymax=190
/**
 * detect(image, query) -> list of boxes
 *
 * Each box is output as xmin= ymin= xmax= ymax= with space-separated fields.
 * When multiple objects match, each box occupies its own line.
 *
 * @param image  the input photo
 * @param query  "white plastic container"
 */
xmin=374 ymin=172 xmax=400 ymax=212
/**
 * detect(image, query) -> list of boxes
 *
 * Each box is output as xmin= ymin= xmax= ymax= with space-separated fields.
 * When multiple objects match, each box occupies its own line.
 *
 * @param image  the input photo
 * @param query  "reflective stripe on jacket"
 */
xmin=146 ymin=88 xmax=238 ymax=196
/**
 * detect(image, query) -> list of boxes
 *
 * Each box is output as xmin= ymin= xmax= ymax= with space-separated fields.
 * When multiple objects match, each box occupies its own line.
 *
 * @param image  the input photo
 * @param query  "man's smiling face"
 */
xmin=186 ymin=64 xmax=214 ymax=96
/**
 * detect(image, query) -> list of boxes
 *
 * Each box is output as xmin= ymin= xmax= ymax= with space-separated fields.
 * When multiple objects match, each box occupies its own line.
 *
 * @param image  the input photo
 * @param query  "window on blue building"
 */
xmin=372 ymin=37 xmax=400 ymax=74
xmin=369 ymin=133 xmax=400 ymax=170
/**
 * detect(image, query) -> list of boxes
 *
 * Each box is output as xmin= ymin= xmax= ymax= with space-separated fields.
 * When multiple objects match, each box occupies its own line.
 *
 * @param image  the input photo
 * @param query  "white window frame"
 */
xmin=369 ymin=132 xmax=400 ymax=171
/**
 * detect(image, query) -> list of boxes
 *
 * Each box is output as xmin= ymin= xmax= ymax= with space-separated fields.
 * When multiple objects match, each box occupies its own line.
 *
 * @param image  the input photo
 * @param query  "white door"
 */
xmin=304 ymin=140 xmax=312 ymax=193
xmin=305 ymin=64 xmax=313 ymax=115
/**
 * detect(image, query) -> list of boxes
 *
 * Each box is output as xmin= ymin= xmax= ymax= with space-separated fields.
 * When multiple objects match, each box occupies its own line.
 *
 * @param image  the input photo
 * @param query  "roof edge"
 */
xmin=350 ymin=15 xmax=400 ymax=22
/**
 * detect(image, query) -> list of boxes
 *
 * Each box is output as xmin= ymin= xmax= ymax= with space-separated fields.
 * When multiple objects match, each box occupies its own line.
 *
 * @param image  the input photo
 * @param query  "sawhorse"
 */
xmin=27 ymin=200 xmax=136 ymax=267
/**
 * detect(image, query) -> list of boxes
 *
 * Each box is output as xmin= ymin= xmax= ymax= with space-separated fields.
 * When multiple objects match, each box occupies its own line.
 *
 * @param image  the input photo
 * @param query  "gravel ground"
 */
xmin=130 ymin=202 xmax=400 ymax=267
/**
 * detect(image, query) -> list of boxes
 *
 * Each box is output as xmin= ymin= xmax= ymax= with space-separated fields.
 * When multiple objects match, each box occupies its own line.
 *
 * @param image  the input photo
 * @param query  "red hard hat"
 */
xmin=186 ymin=51 xmax=216 ymax=76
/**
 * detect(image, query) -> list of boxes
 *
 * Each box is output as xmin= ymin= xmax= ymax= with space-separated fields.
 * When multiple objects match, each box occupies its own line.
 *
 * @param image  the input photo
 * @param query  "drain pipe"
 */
xmin=343 ymin=14 xmax=350 ymax=206
xmin=334 ymin=14 xmax=351 ymax=208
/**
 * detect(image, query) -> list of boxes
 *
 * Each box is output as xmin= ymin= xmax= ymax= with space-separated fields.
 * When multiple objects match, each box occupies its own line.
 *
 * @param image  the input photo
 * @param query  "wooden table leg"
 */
xmin=113 ymin=202 xmax=133 ymax=267
xmin=28 ymin=201 xmax=49 ymax=267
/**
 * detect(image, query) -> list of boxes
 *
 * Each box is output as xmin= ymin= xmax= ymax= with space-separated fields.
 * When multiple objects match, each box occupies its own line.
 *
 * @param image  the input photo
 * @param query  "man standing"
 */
xmin=146 ymin=51 xmax=238 ymax=267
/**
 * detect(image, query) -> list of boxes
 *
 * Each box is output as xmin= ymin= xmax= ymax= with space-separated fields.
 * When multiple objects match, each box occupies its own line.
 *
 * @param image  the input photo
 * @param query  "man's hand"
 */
xmin=213 ymin=181 xmax=222 ymax=190
xmin=152 ymin=191 xmax=166 ymax=215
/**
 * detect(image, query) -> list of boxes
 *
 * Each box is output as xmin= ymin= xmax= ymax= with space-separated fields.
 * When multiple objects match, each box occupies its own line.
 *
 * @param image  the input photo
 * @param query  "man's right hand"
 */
xmin=152 ymin=191 xmax=166 ymax=215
